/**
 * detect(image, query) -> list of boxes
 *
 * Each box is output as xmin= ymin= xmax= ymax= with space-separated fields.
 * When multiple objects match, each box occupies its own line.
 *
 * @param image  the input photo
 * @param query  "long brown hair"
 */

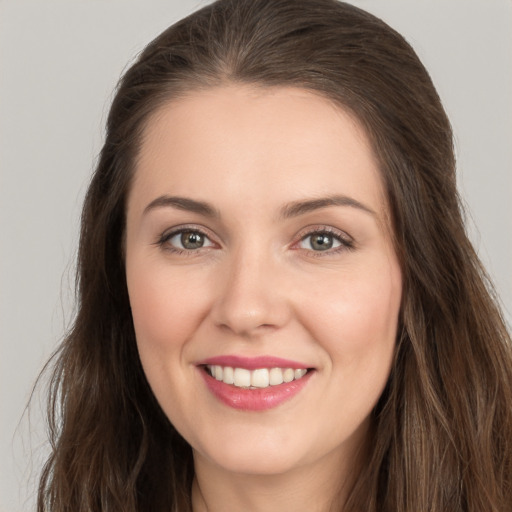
xmin=38 ymin=1 xmax=512 ymax=510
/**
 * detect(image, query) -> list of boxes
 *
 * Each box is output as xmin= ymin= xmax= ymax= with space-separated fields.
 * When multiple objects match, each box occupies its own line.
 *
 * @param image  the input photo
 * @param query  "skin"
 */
xmin=125 ymin=85 xmax=402 ymax=511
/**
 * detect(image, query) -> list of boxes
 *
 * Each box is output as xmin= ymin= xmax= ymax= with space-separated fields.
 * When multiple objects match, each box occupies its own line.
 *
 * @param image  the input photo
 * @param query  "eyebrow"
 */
xmin=280 ymin=195 xmax=376 ymax=219
xmin=143 ymin=195 xmax=219 ymax=218
xmin=142 ymin=194 xmax=375 ymax=219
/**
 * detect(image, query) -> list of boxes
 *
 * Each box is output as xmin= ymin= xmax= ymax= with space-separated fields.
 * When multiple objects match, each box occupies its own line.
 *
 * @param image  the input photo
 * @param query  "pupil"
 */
xmin=181 ymin=231 xmax=204 ymax=249
xmin=311 ymin=234 xmax=333 ymax=251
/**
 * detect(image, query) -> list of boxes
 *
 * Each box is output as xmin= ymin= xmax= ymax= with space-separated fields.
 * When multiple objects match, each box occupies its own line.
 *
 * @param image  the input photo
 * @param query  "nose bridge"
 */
xmin=212 ymin=240 xmax=288 ymax=336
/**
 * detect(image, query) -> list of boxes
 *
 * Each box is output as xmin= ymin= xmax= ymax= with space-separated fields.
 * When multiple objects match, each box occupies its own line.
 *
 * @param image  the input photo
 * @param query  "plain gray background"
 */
xmin=1 ymin=1 xmax=511 ymax=510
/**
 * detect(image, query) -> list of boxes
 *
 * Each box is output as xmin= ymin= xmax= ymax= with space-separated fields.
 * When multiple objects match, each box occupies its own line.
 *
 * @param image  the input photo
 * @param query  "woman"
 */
xmin=38 ymin=0 xmax=512 ymax=510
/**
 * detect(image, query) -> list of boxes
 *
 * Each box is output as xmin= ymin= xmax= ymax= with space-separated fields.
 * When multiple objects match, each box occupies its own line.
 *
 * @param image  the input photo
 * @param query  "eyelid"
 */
xmin=292 ymin=225 xmax=355 ymax=253
xmin=156 ymin=224 xmax=219 ymax=253
xmin=155 ymin=223 xmax=354 ymax=255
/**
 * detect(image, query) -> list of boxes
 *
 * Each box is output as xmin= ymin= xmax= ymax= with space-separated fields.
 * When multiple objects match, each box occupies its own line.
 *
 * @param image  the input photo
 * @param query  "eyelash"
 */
xmin=293 ymin=226 xmax=355 ymax=256
xmin=155 ymin=225 xmax=215 ymax=256
xmin=155 ymin=225 xmax=354 ymax=256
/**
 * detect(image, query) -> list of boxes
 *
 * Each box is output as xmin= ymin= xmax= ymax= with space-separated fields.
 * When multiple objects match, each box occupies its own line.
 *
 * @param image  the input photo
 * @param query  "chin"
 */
xmin=210 ymin=450 xmax=302 ymax=476
xmin=194 ymin=428 xmax=308 ymax=476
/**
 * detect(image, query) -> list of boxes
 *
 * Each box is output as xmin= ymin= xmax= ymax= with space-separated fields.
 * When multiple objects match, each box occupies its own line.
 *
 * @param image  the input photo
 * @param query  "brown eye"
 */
xmin=180 ymin=231 xmax=205 ymax=249
xmin=165 ymin=229 xmax=214 ymax=251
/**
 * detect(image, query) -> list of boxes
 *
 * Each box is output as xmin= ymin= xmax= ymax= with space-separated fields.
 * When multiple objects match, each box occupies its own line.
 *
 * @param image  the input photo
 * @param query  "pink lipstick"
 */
xmin=197 ymin=355 xmax=314 ymax=411
xmin=199 ymin=355 xmax=309 ymax=370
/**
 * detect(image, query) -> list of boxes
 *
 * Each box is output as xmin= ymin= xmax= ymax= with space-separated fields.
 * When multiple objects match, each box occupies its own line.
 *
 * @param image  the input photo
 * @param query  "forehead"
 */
xmin=130 ymin=85 xmax=388 ymax=221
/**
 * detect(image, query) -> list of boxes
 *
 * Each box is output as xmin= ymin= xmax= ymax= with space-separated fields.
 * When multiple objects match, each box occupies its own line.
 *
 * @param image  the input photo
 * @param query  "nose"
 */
xmin=210 ymin=247 xmax=291 ymax=338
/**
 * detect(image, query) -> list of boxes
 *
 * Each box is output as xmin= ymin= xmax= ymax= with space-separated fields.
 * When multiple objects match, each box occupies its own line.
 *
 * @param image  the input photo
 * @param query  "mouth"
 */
xmin=198 ymin=356 xmax=315 ymax=411
xmin=204 ymin=364 xmax=311 ymax=389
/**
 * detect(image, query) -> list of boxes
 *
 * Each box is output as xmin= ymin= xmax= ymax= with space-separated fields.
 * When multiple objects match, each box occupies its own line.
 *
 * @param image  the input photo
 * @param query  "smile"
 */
xmin=205 ymin=365 xmax=309 ymax=389
xmin=199 ymin=356 xmax=315 ymax=411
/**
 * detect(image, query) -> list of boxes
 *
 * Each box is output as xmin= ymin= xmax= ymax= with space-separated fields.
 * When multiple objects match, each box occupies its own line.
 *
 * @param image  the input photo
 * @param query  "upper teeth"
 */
xmin=206 ymin=365 xmax=308 ymax=389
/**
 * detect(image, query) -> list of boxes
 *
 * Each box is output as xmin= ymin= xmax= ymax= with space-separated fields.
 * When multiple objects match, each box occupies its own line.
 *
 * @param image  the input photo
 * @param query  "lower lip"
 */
xmin=200 ymin=368 xmax=313 ymax=411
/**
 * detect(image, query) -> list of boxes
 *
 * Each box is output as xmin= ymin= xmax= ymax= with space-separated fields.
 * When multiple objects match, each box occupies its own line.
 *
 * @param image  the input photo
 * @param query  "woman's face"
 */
xmin=125 ymin=85 xmax=402 ymax=478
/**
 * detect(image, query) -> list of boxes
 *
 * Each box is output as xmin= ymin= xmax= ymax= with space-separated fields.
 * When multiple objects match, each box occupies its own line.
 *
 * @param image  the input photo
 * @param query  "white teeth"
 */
xmin=269 ymin=367 xmax=284 ymax=385
xmin=206 ymin=365 xmax=309 ymax=389
xmin=233 ymin=368 xmax=251 ymax=387
xmin=251 ymin=368 xmax=269 ymax=388
xmin=295 ymin=369 xmax=307 ymax=379
xmin=283 ymin=368 xmax=295 ymax=383
xmin=214 ymin=365 xmax=223 ymax=381
xmin=223 ymin=366 xmax=234 ymax=384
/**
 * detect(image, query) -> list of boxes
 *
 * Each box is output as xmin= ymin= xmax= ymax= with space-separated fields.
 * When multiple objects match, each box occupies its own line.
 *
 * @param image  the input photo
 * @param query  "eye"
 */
xmin=297 ymin=229 xmax=353 ymax=253
xmin=161 ymin=229 xmax=215 ymax=251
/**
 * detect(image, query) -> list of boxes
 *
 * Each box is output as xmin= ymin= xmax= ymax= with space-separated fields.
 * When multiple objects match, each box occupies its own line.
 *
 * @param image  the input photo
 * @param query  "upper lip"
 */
xmin=197 ymin=355 xmax=312 ymax=370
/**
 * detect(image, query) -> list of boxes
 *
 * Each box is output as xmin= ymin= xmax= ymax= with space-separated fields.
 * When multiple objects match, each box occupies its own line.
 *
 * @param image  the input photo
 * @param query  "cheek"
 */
xmin=302 ymin=256 xmax=402 ymax=370
xmin=126 ymin=260 xmax=215 ymax=425
xmin=126 ymin=260 xmax=211 ymax=361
